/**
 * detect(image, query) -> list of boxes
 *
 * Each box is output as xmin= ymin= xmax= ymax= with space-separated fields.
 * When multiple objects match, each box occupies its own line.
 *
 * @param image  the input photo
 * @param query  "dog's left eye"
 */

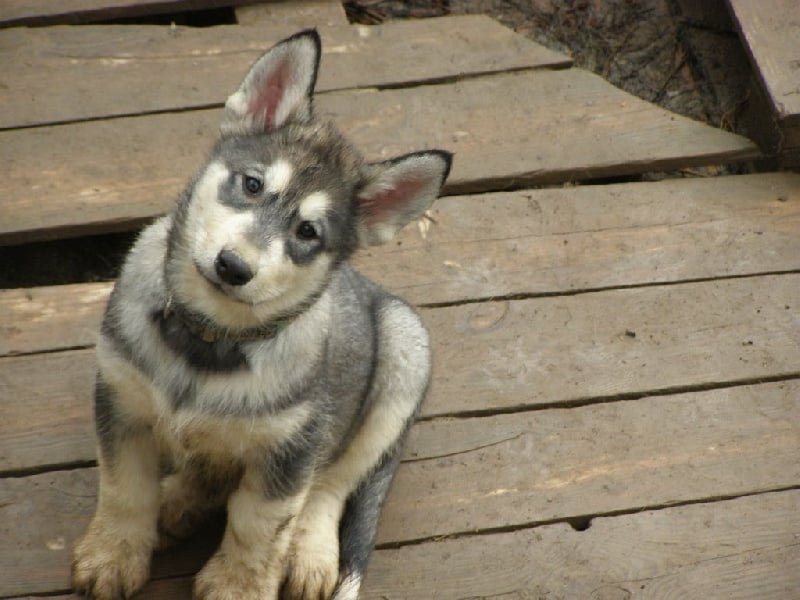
xmin=296 ymin=221 xmax=318 ymax=241
xmin=243 ymin=175 xmax=263 ymax=196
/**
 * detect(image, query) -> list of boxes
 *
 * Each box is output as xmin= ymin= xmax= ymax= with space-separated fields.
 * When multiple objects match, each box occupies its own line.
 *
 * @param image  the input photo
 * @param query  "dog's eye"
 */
xmin=243 ymin=175 xmax=263 ymax=196
xmin=296 ymin=221 xmax=318 ymax=241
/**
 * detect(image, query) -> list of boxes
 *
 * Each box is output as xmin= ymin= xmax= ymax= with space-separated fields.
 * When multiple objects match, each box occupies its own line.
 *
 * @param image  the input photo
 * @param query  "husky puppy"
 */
xmin=71 ymin=30 xmax=451 ymax=600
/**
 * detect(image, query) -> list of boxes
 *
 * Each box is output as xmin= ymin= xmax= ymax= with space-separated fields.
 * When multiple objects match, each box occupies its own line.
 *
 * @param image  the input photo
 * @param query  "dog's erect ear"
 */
xmin=356 ymin=151 xmax=452 ymax=247
xmin=220 ymin=30 xmax=321 ymax=136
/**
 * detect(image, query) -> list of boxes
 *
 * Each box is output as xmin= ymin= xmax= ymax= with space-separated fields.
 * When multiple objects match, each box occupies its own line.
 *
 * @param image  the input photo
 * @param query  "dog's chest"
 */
xmin=157 ymin=401 xmax=311 ymax=463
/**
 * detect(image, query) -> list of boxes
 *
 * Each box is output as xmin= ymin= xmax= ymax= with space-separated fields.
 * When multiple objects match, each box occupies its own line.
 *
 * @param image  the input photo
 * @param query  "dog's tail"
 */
xmin=334 ymin=447 xmax=402 ymax=599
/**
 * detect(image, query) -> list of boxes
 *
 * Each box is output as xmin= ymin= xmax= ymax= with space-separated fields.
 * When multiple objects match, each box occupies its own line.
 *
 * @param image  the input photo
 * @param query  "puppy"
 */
xmin=72 ymin=29 xmax=451 ymax=600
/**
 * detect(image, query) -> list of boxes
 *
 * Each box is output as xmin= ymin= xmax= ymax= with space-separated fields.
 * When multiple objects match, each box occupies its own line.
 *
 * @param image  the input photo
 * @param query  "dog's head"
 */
xmin=165 ymin=30 xmax=451 ymax=330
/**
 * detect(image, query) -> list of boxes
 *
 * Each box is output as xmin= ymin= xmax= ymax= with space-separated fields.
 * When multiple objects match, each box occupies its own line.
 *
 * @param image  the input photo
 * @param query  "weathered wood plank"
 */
xmin=0 ymin=15 xmax=569 ymax=129
xmin=2 ymin=275 xmax=799 ymax=473
xmin=0 ymin=70 xmax=759 ymax=245
xmin=356 ymin=172 xmax=800 ymax=304
xmin=424 ymin=274 xmax=800 ymax=417
xmin=362 ymin=490 xmax=800 ymax=599
xmin=235 ymin=0 xmax=349 ymax=27
xmin=2 ymin=382 xmax=798 ymax=596
xmin=728 ymin=0 xmax=800 ymax=127
xmin=0 ymin=283 xmax=107 ymax=357
xmin=0 ymin=350 xmax=95 ymax=475
xmin=17 ymin=491 xmax=800 ymax=600
xmin=0 ymin=0 xmax=260 ymax=27
xmin=3 ymin=173 xmax=798 ymax=357
xmin=386 ymin=381 xmax=800 ymax=543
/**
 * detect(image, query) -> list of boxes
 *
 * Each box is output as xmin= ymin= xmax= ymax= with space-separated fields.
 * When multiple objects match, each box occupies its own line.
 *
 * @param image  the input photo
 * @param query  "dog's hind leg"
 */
xmin=282 ymin=299 xmax=430 ymax=600
xmin=335 ymin=448 xmax=403 ymax=599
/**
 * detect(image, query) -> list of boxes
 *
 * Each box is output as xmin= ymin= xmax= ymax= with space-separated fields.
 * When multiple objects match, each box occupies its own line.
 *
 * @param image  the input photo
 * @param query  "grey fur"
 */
xmin=73 ymin=29 xmax=451 ymax=600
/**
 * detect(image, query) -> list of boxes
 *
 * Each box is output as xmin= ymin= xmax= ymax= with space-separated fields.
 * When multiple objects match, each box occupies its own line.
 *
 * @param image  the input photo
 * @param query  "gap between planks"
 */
xmin=2 ymin=273 xmax=800 ymax=475
xmin=4 ymin=170 xmax=797 ymax=359
xmin=8 ymin=489 xmax=800 ymax=599
xmin=0 ymin=68 xmax=760 ymax=245
xmin=0 ymin=15 xmax=571 ymax=130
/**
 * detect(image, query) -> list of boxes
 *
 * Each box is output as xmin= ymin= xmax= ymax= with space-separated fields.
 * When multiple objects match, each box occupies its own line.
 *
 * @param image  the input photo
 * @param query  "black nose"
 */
xmin=214 ymin=250 xmax=254 ymax=286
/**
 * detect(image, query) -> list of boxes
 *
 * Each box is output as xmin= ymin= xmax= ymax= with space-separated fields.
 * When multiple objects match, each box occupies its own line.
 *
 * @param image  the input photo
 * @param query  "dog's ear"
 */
xmin=221 ymin=29 xmax=321 ymax=136
xmin=356 ymin=151 xmax=452 ymax=247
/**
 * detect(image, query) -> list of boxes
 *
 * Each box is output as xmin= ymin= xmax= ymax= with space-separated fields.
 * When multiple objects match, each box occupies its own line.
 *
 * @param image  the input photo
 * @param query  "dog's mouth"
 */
xmin=194 ymin=261 xmax=232 ymax=297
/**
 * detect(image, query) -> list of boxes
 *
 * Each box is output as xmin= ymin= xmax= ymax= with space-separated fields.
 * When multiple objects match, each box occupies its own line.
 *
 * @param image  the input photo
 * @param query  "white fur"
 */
xmin=185 ymin=161 xmax=257 ymax=275
xmin=195 ymin=466 xmax=309 ymax=600
xmin=358 ymin=153 xmax=447 ymax=247
xmin=268 ymin=46 xmax=315 ymax=129
xmin=299 ymin=191 xmax=331 ymax=221
xmin=265 ymin=159 xmax=294 ymax=194
xmin=172 ymin=161 xmax=333 ymax=330
xmin=285 ymin=490 xmax=341 ymax=598
xmin=332 ymin=573 xmax=362 ymax=600
xmin=221 ymin=34 xmax=317 ymax=135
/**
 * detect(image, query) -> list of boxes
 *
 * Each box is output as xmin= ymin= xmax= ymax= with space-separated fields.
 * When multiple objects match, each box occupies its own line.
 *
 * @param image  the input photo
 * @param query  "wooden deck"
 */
xmin=728 ymin=0 xmax=800 ymax=166
xmin=1 ymin=2 xmax=799 ymax=598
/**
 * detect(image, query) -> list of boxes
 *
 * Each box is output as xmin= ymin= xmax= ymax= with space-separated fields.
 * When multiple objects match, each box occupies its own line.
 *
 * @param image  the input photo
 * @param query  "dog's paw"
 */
xmin=72 ymin=524 xmax=151 ymax=599
xmin=282 ymin=534 xmax=339 ymax=600
xmin=194 ymin=551 xmax=277 ymax=600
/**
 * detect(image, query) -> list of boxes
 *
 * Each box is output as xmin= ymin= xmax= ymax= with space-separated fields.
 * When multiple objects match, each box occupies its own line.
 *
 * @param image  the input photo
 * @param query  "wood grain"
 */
xmin=0 ymin=283 xmax=108 ymax=357
xmin=0 ymin=15 xmax=570 ymax=129
xmin=3 ymin=173 xmax=798 ymax=357
xmin=0 ymin=350 xmax=96 ymax=475
xmin=423 ymin=274 xmax=800 ymax=417
xmin=0 ymin=69 xmax=759 ymax=245
xmin=2 ymin=382 xmax=798 ymax=596
xmin=361 ymin=490 xmax=800 ymax=600
xmin=728 ymin=0 xmax=800 ymax=125
xmin=2 ymin=275 xmax=799 ymax=473
xmin=235 ymin=0 xmax=361 ymax=28
xmin=10 ymin=490 xmax=800 ymax=599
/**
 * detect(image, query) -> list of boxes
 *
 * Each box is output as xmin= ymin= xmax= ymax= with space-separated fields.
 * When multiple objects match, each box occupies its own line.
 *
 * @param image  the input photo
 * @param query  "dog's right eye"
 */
xmin=243 ymin=175 xmax=263 ymax=196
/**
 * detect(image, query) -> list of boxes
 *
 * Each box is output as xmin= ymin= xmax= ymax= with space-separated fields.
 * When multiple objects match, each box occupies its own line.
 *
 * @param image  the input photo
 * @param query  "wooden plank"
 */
xmin=361 ymin=490 xmax=800 ymax=599
xmin=3 ymin=172 xmax=798 ymax=357
xmin=15 ymin=491 xmax=800 ymax=600
xmin=2 ymin=275 xmax=799 ymax=473
xmin=0 ymin=15 xmax=570 ymax=129
xmin=2 ymin=382 xmax=798 ymax=596
xmin=0 ymin=468 xmax=96 ymax=597
xmin=356 ymin=172 xmax=800 ymax=304
xmin=386 ymin=381 xmax=800 ymax=542
xmin=0 ymin=71 xmax=760 ymax=245
xmin=0 ymin=0 xmax=260 ymax=27
xmin=0 ymin=283 xmax=108 ymax=357
xmin=0 ymin=350 xmax=95 ymax=475
xmin=424 ymin=274 xmax=800 ymax=417
xmin=728 ymin=0 xmax=800 ymax=127
xmin=235 ymin=0 xmax=349 ymax=27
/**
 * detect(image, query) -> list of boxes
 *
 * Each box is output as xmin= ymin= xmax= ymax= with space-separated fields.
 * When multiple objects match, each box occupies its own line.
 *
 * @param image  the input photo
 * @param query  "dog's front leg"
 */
xmin=72 ymin=373 xmax=160 ymax=599
xmin=194 ymin=462 xmax=309 ymax=600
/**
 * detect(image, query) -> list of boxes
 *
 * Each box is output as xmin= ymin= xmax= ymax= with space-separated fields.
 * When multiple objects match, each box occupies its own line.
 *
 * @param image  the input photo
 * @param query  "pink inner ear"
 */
xmin=249 ymin=57 xmax=292 ymax=131
xmin=363 ymin=179 xmax=425 ymax=226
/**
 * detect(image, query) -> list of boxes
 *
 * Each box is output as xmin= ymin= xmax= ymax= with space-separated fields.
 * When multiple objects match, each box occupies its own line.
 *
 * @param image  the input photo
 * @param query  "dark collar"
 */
xmin=162 ymin=295 xmax=294 ymax=343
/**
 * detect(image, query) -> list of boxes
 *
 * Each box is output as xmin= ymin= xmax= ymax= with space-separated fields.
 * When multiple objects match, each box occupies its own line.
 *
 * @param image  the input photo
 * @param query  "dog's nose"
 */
xmin=214 ymin=249 xmax=254 ymax=286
